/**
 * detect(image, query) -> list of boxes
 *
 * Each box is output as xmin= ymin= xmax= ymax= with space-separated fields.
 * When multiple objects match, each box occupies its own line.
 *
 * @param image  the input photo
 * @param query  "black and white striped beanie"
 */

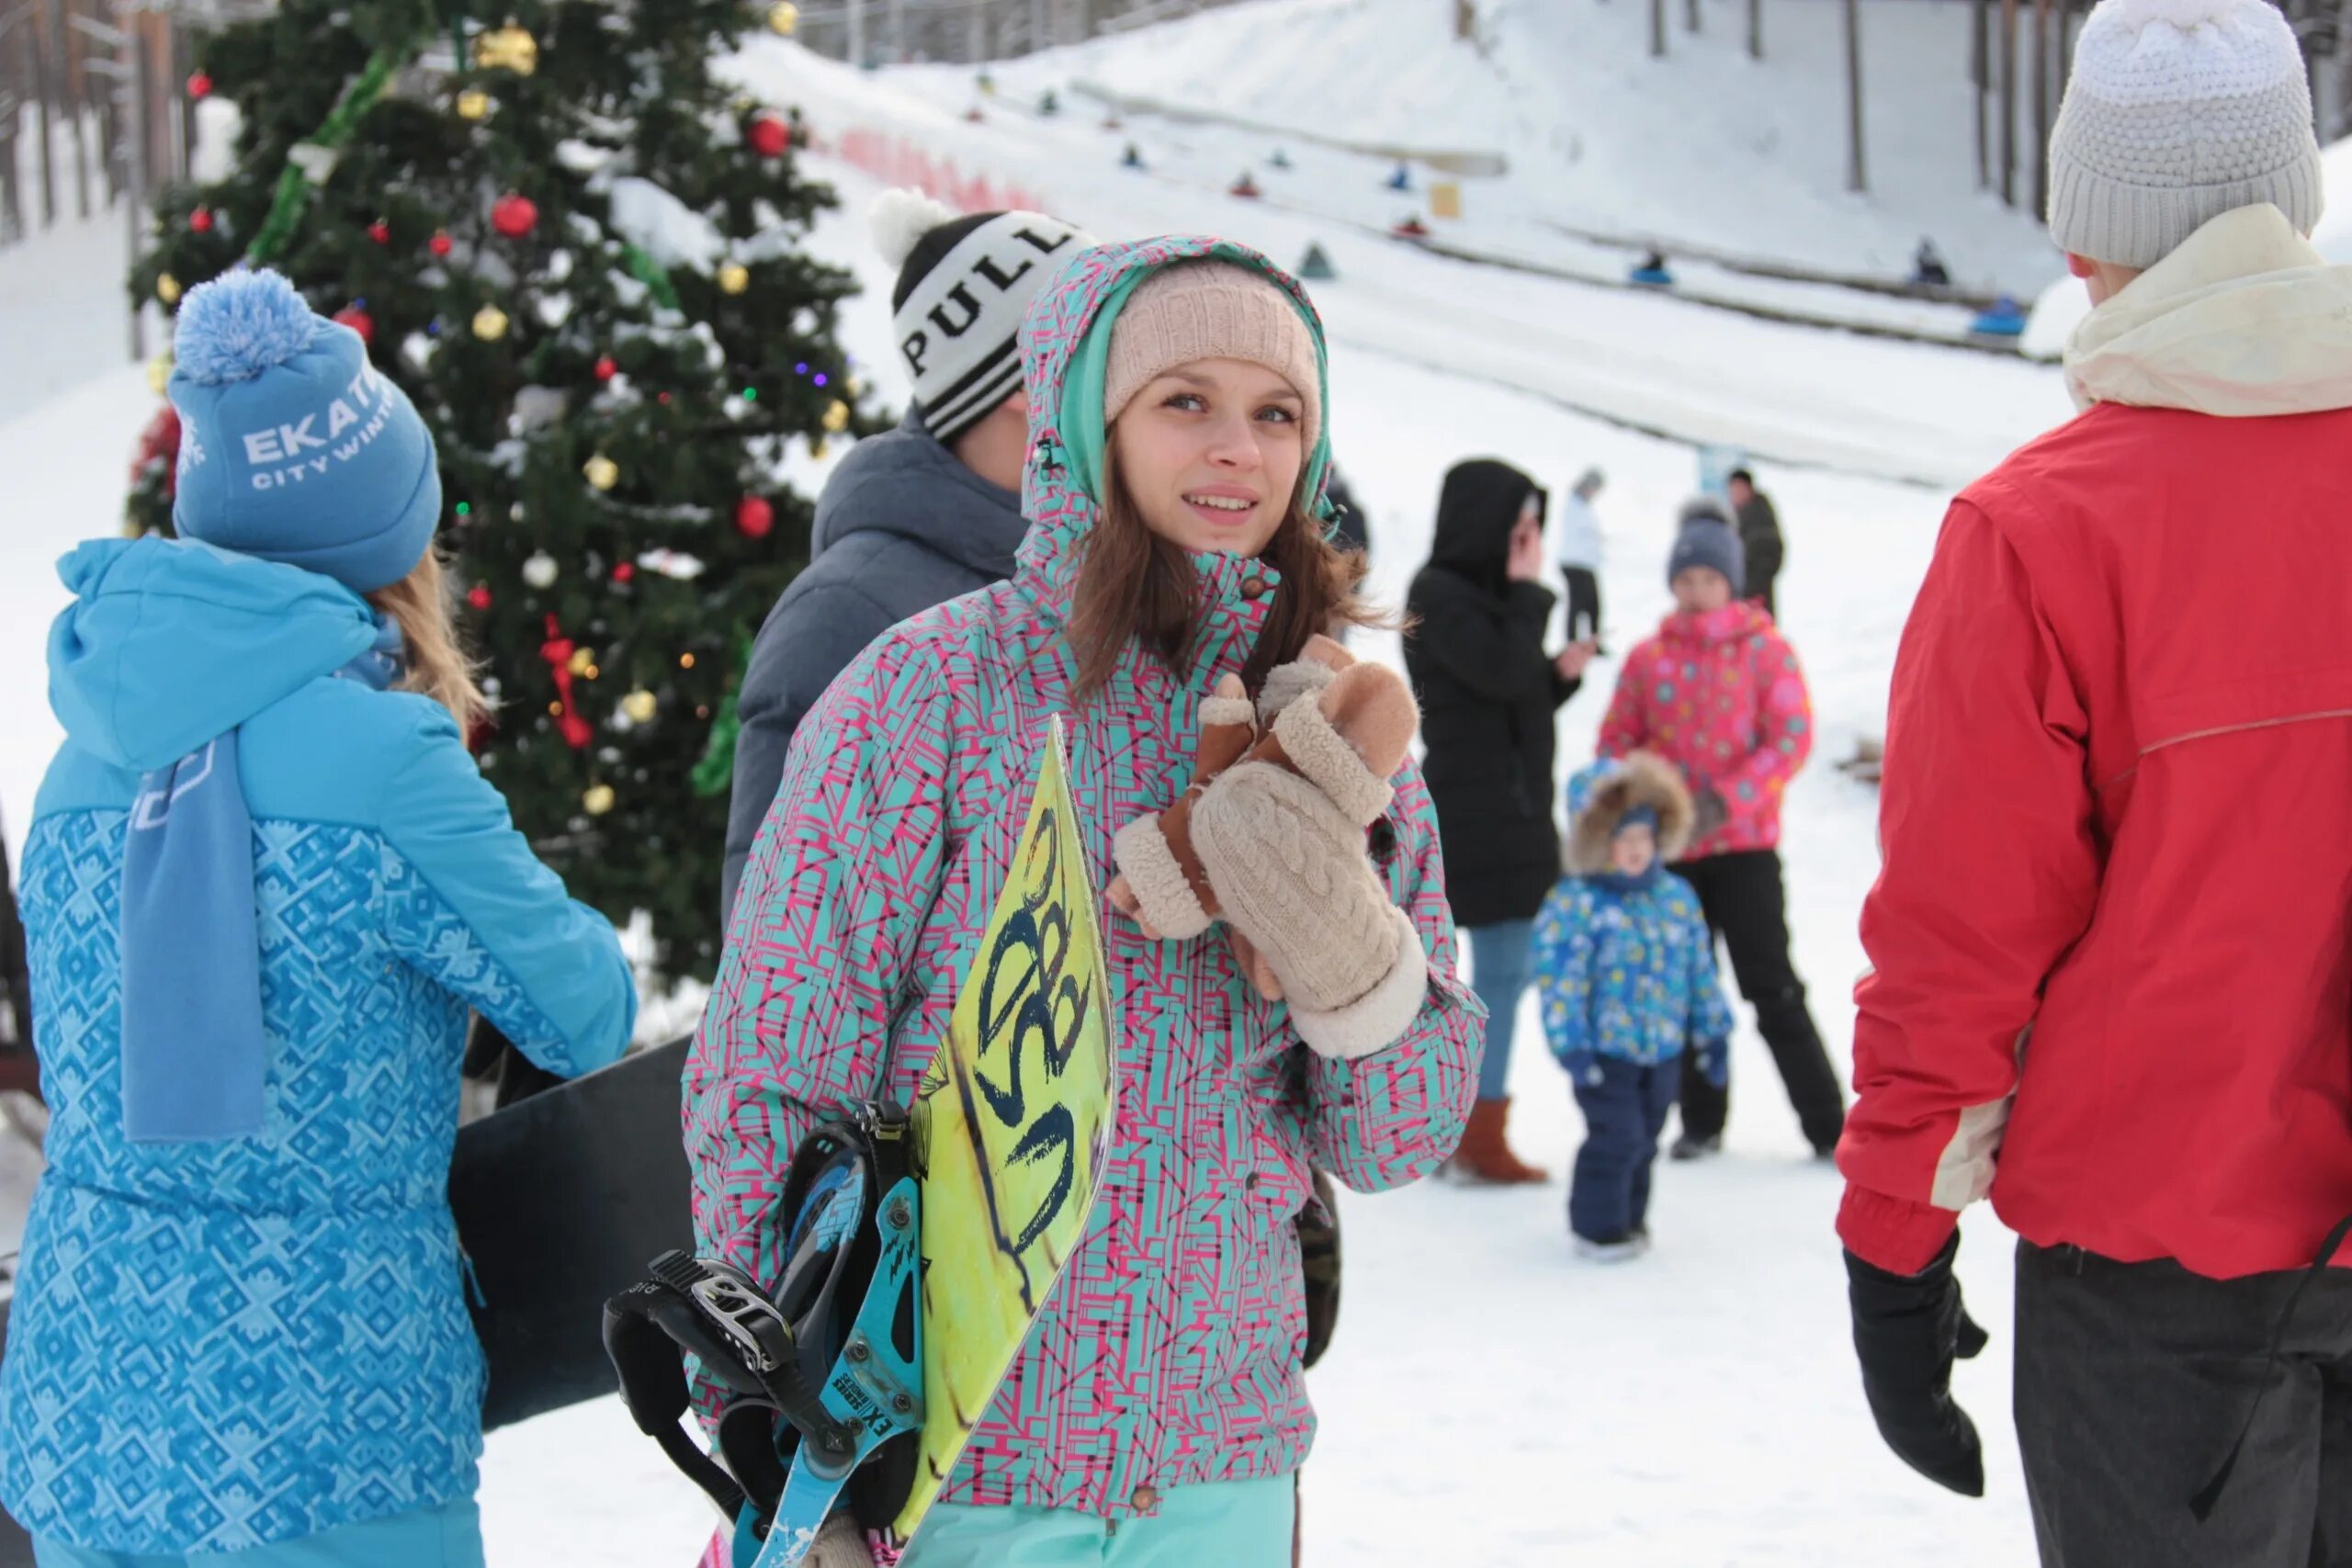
xmin=872 ymin=189 xmax=1093 ymax=446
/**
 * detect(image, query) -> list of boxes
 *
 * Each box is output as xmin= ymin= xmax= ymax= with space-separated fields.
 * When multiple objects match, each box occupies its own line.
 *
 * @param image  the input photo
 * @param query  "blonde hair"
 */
xmin=368 ymin=549 xmax=491 ymax=731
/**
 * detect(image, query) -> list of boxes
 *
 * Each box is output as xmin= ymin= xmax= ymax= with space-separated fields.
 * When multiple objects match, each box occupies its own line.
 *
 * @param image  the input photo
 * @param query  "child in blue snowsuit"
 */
xmin=0 ymin=271 xmax=636 ymax=1566
xmin=1535 ymin=755 xmax=1734 ymax=1259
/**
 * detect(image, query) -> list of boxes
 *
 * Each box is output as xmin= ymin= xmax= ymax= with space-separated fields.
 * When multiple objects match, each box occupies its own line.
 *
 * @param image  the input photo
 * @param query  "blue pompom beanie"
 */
xmin=1668 ymin=496 xmax=1746 ymax=596
xmin=167 ymin=269 xmax=439 ymax=592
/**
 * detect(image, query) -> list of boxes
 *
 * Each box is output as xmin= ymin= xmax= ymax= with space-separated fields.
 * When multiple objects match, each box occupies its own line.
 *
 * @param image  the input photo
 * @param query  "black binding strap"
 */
xmin=2189 ymin=1209 xmax=2352 ymax=1522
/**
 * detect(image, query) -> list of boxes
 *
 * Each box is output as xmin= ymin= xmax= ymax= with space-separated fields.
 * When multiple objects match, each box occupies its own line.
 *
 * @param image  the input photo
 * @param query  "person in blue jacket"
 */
xmin=0 ymin=270 xmax=637 ymax=1567
xmin=1534 ymin=754 xmax=1733 ymax=1261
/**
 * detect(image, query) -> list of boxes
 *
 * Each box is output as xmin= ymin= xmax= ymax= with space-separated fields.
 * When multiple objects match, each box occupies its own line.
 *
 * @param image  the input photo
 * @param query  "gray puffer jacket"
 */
xmin=720 ymin=412 xmax=1029 ymax=919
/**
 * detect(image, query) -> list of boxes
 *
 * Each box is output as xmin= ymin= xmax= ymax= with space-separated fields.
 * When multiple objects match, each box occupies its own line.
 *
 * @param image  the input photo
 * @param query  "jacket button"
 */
xmin=1132 ymin=1484 xmax=1159 ymax=1511
xmin=1240 ymin=576 xmax=1268 ymax=601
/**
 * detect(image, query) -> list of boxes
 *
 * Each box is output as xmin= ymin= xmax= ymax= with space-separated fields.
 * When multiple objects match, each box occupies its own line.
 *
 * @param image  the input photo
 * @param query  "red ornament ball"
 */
xmin=747 ymin=117 xmax=790 ymax=158
xmin=368 ymin=219 xmax=390 ymax=244
xmin=429 ymin=230 xmax=454 ymax=258
xmin=559 ymin=713 xmax=595 ymax=750
xmin=187 ymin=71 xmax=212 ymax=99
xmin=332 ymin=304 xmax=374 ymax=344
xmin=189 ymin=207 xmax=214 ymax=234
xmin=594 ymin=355 xmax=618 ymax=382
xmin=612 ymin=560 xmax=636 ymax=583
xmin=735 ymin=495 xmax=775 ymax=539
xmin=492 ymin=194 xmax=539 ymax=239
xmin=467 ymin=585 xmax=493 ymax=611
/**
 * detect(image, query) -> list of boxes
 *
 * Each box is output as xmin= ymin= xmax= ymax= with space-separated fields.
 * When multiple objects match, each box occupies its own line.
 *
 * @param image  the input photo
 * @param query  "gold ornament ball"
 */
xmin=583 ymin=455 xmax=620 ymax=491
xmin=582 ymin=784 xmax=616 ymax=816
xmin=472 ymin=304 xmax=510 ymax=341
xmin=768 ymin=2 xmax=799 ymax=34
xmin=156 ymin=273 xmax=183 ymax=306
xmin=474 ymin=22 xmax=538 ymax=74
xmin=146 ymin=354 xmax=173 ymax=395
xmin=718 ymin=263 xmax=751 ymax=296
xmin=622 ymin=689 xmax=658 ymax=723
xmin=568 ymin=647 xmax=595 ymax=677
xmin=845 ymin=375 xmax=864 ymax=397
xmin=456 ymin=89 xmax=492 ymax=121
xmin=821 ymin=399 xmax=851 ymax=434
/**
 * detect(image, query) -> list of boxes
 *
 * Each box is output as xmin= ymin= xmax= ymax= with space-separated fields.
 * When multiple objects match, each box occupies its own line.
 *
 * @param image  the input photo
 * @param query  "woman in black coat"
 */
xmin=1405 ymin=458 xmax=1597 ymax=1183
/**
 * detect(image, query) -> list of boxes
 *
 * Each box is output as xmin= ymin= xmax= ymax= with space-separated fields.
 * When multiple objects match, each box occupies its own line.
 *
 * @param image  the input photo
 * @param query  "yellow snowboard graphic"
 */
xmin=890 ymin=716 xmax=1117 ymax=1546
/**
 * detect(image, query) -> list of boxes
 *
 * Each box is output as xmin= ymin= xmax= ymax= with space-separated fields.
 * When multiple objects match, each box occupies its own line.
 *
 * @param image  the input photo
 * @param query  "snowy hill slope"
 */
xmin=955 ymin=0 xmax=2065 ymax=295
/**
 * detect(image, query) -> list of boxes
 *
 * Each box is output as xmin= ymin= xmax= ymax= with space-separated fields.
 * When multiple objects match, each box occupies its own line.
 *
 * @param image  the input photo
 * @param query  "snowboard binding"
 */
xmin=605 ymin=1107 xmax=923 ymax=1568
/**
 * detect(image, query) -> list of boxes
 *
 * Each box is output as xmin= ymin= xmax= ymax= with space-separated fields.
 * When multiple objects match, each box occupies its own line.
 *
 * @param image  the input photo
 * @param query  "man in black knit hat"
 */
xmin=722 ymin=191 xmax=1092 ymax=920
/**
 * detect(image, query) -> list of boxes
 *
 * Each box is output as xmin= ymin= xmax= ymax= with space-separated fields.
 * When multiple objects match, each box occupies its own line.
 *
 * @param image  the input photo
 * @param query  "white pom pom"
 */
xmin=2103 ymin=0 xmax=2238 ymax=30
xmin=868 ymin=187 xmax=960 ymax=268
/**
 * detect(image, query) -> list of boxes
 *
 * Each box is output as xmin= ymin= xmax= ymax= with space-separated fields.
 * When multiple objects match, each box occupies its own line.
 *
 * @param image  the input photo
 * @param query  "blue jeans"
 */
xmin=1568 ymin=1057 xmax=1682 ymax=1242
xmin=34 ymin=1499 xmax=484 ymax=1568
xmin=901 ymin=1475 xmax=1295 ymax=1566
xmin=1466 ymin=919 xmax=1535 ymax=1101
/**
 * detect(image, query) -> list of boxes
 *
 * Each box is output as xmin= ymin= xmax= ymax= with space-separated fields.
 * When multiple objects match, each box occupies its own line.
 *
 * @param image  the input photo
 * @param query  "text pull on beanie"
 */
xmin=873 ymin=188 xmax=1095 ymax=446
xmin=1102 ymin=260 xmax=1324 ymax=458
xmin=169 ymin=268 xmax=440 ymax=593
xmin=2048 ymin=0 xmax=2324 ymax=269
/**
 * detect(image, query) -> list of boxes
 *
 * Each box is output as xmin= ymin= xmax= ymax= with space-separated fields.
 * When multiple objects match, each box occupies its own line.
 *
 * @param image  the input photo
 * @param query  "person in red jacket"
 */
xmin=1599 ymin=500 xmax=1844 ymax=1160
xmin=1837 ymin=0 xmax=2352 ymax=1558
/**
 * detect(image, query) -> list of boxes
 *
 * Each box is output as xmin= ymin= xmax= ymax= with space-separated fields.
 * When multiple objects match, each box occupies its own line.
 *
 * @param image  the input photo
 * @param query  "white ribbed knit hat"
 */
xmin=2048 ymin=0 xmax=2324 ymax=268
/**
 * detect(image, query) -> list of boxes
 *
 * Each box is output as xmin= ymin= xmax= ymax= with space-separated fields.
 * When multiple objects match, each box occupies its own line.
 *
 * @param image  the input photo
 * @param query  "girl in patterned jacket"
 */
xmin=1597 ymin=500 xmax=1845 ymax=1162
xmin=1 ymin=272 xmax=637 ymax=1567
xmin=1534 ymin=755 xmax=1734 ymax=1259
xmin=693 ymin=238 xmax=1481 ymax=1567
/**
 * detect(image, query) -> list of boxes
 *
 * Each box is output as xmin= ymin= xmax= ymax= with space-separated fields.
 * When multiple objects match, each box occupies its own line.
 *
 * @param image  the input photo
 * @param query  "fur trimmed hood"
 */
xmin=1564 ymin=753 xmax=1695 ymax=874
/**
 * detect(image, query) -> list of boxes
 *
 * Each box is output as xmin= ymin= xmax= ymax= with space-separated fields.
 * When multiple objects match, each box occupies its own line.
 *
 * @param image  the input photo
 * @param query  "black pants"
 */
xmin=2016 ymin=1240 xmax=2352 ymax=1567
xmin=1672 ymin=850 xmax=1844 ymax=1151
xmin=1561 ymin=566 xmax=1602 ymax=645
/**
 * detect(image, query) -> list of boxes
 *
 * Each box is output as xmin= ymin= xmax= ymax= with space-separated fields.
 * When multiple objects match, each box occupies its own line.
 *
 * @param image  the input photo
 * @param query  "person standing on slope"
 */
xmin=1836 ymin=2 xmax=2352 ymax=1560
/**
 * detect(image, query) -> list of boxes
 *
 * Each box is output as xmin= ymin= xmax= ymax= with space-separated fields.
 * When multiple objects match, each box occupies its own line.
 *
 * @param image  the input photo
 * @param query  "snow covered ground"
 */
xmin=967 ymin=0 xmax=2065 ymax=299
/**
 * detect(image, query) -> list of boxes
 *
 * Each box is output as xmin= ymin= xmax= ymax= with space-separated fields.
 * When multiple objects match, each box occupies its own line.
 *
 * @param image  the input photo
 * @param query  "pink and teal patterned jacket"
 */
xmin=1597 ymin=600 xmax=1814 ymax=860
xmin=686 ymin=236 xmax=1482 ymax=1520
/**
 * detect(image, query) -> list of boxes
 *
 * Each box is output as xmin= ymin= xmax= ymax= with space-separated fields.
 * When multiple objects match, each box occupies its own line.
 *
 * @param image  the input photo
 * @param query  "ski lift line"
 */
xmin=1065 ymin=80 xmax=1509 ymax=177
xmin=1532 ymin=218 xmax=2007 ymax=313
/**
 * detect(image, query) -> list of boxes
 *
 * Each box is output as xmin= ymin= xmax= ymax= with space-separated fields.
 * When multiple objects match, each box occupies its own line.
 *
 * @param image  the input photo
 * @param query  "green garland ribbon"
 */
xmin=689 ymin=628 xmax=756 ymax=797
xmin=248 ymin=41 xmax=418 ymax=263
xmin=623 ymin=243 xmax=683 ymax=313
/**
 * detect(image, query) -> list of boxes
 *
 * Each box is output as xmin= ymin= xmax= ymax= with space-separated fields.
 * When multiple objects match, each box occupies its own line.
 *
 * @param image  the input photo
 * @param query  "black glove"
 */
xmin=1845 ymin=1232 xmax=1989 ymax=1497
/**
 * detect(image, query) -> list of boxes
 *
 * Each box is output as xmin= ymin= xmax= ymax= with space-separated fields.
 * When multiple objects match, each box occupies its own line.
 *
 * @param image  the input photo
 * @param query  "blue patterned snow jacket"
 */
xmin=1532 ymin=867 xmax=1732 ymax=1073
xmin=0 ymin=538 xmax=636 ymax=1554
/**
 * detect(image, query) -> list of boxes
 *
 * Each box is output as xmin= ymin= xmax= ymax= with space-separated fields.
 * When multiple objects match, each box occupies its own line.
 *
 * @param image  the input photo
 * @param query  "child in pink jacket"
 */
xmin=1598 ymin=499 xmax=1844 ymax=1159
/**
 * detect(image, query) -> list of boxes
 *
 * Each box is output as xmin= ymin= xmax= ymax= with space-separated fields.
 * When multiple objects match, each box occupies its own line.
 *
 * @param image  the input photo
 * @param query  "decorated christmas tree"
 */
xmin=126 ymin=0 xmax=874 ymax=984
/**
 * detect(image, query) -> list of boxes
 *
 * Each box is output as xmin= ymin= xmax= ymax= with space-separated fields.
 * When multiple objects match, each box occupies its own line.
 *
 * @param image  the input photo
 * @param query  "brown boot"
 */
xmin=1449 ymin=1098 xmax=1548 ymax=1185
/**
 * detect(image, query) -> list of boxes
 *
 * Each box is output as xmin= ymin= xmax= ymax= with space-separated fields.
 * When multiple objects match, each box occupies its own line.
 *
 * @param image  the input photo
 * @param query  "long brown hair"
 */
xmin=368 ymin=548 xmax=491 ymax=730
xmin=1067 ymin=443 xmax=1383 ymax=696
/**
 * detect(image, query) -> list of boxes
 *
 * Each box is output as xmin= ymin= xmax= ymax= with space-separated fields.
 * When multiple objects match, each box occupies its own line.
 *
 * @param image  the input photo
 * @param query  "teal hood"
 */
xmin=48 ymin=536 xmax=380 ymax=773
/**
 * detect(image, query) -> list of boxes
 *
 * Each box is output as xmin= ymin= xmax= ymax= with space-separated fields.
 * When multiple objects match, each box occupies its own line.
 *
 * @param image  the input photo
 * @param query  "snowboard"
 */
xmin=752 ymin=716 xmax=1117 ymax=1563
xmin=449 ymin=1034 xmax=693 ymax=1432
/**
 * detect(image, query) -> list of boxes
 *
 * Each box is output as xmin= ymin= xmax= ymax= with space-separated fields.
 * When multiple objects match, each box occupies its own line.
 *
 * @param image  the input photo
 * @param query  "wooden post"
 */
xmin=1844 ymin=0 xmax=1866 ymax=192
xmin=1747 ymin=0 xmax=1762 ymax=60
xmin=2033 ymin=0 xmax=2052 ymax=218
xmin=1454 ymin=0 xmax=1477 ymax=41
xmin=1651 ymin=0 xmax=1667 ymax=56
xmin=2000 ymin=0 xmax=2018 ymax=207
xmin=1687 ymin=0 xmax=1701 ymax=35
xmin=30 ymin=3 xmax=55 ymax=225
xmin=1973 ymin=0 xmax=1991 ymax=189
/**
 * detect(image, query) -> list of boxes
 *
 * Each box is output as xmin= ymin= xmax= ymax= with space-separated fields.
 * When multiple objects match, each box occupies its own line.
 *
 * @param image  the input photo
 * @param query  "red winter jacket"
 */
xmin=1598 ymin=601 xmax=1813 ymax=861
xmin=1838 ymin=207 xmax=2352 ymax=1280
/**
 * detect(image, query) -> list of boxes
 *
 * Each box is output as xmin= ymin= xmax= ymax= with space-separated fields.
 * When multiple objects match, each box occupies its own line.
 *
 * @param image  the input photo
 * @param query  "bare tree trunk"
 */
xmin=1652 ymin=0 xmax=1668 ymax=56
xmin=967 ymin=0 xmax=986 ymax=63
xmin=1747 ymin=0 xmax=1762 ymax=59
xmin=31 ymin=6 xmax=56 ymax=226
xmin=1454 ymin=0 xmax=1477 ymax=41
xmin=1844 ymin=0 xmax=1866 ymax=192
xmin=2000 ymin=0 xmax=2018 ymax=207
xmin=845 ymin=0 xmax=865 ymax=66
xmin=2032 ymin=0 xmax=2052 ymax=218
xmin=1973 ymin=0 xmax=1991 ymax=189
xmin=1687 ymin=0 xmax=1701 ymax=35
xmin=66 ymin=2 xmax=89 ymax=220
xmin=1030 ymin=0 xmax=1047 ymax=52
xmin=2057 ymin=0 xmax=2077 ymax=107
